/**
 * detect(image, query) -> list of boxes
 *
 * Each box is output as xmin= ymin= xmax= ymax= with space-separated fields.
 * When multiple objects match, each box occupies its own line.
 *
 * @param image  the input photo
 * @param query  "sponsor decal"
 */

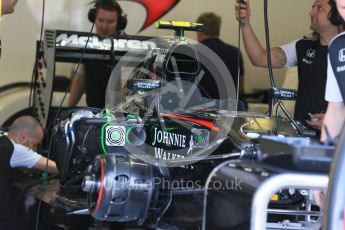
xmin=302 ymin=48 xmax=316 ymax=65
xmin=106 ymin=126 xmax=126 ymax=146
xmin=152 ymin=127 xmax=186 ymax=147
xmin=133 ymin=81 xmax=160 ymax=90
xmin=56 ymin=33 xmax=156 ymax=51
xmin=339 ymin=48 xmax=345 ymax=62
xmin=336 ymin=65 xmax=345 ymax=73
xmin=306 ymin=48 xmax=316 ymax=58
xmin=151 ymin=127 xmax=187 ymax=160
xmin=187 ymin=129 xmax=209 ymax=155
xmin=302 ymin=58 xmax=312 ymax=65
xmin=191 ymin=129 xmax=209 ymax=148
xmin=154 ymin=147 xmax=185 ymax=160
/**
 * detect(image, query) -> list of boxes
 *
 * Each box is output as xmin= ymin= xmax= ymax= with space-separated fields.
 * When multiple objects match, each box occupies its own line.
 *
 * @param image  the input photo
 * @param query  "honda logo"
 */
xmin=339 ymin=48 xmax=345 ymax=62
xmin=306 ymin=48 xmax=316 ymax=58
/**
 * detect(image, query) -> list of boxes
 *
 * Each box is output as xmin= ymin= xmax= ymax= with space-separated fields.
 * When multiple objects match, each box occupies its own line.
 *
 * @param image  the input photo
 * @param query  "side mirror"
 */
xmin=127 ymin=79 xmax=161 ymax=91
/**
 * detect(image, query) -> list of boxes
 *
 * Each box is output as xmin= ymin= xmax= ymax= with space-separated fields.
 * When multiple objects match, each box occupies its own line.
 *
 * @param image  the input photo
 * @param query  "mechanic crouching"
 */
xmin=0 ymin=116 xmax=58 ymax=228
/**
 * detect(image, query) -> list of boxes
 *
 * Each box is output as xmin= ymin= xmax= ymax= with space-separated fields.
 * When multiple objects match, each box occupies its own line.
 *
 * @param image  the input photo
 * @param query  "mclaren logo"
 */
xmin=56 ymin=33 xmax=156 ymax=51
xmin=133 ymin=0 xmax=180 ymax=31
xmin=306 ymin=48 xmax=316 ymax=58
xmin=339 ymin=48 xmax=345 ymax=62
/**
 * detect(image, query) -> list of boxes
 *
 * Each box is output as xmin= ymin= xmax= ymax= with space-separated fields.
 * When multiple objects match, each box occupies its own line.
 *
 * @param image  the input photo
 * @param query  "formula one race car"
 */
xmin=41 ymin=21 xmax=305 ymax=229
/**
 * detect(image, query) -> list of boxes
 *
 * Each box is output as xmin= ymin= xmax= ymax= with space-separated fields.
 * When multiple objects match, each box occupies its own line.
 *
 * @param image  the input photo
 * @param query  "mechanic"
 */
xmin=0 ymin=116 xmax=58 ymax=227
xmin=235 ymin=0 xmax=345 ymax=132
xmin=321 ymin=0 xmax=345 ymax=141
xmin=68 ymin=0 xmax=127 ymax=108
xmin=196 ymin=12 xmax=245 ymax=101
xmin=312 ymin=0 xmax=345 ymax=209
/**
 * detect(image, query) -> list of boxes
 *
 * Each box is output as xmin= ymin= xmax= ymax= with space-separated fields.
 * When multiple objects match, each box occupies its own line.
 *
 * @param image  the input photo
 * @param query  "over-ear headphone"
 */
xmin=88 ymin=0 xmax=127 ymax=32
xmin=329 ymin=0 xmax=344 ymax=27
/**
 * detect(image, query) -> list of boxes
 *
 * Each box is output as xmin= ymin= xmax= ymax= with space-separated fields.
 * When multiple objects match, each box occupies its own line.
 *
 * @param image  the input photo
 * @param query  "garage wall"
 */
xmin=0 ymin=0 xmax=312 ymax=93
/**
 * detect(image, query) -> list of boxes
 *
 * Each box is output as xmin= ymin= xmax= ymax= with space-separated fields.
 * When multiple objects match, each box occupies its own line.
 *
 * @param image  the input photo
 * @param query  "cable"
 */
xmin=11 ymin=0 xmax=45 ymax=228
xmin=100 ymin=110 xmax=113 ymax=155
xmin=154 ymin=163 xmax=172 ymax=228
xmin=80 ymin=126 xmax=92 ymax=153
xmin=39 ymin=0 xmax=45 ymax=43
xmin=0 ymin=0 xmax=2 ymax=55
xmin=236 ymin=11 xmax=242 ymax=113
xmin=275 ymin=101 xmax=280 ymax=117
xmin=263 ymin=0 xmax=275 ymax=87
xmin=34 ymin=16 xmax=97 ymax=230
xmin=263 ymin=0 xmax=304 ymax=136
xmin=275 ymin=112 xmax=281 ymax=136
xmin=29 ymin=0 xmax=46 ymax=112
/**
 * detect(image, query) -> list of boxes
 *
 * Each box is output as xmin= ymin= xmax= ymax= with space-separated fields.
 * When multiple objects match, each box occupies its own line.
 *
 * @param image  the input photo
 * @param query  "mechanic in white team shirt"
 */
xmin=0 ymin=116 xmax=58 ymax=227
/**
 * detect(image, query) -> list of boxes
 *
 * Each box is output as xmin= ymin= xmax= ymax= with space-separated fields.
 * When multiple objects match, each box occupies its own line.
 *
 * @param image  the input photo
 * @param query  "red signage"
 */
xmin=133 ymin=0 xmax=180 ymax=31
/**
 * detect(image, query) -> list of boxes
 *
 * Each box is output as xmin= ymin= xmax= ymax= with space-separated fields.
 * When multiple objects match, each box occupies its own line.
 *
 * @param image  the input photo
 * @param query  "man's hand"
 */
xmin=306 ymin=113 xmax=325 ymax=130
xmin=312 ymin=189 xmax=326 ymax=210
xmin=235 ymin=0 xmax=250 ymax=24
xmin=35 ymin=157 xmax=59 ymax=176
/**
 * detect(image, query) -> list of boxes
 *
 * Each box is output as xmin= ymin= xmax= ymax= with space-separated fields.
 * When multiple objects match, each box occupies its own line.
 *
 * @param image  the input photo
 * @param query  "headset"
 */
xmin=88 ymin=0 xmax=127 ymax=32
xmin=329 ymin=0 xmax=344 ymax=27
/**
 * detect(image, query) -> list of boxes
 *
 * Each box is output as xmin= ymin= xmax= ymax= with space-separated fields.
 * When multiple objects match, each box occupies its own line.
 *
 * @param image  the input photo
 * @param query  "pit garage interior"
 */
xmin=0 ymin=0 xmax=344 ymax=229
